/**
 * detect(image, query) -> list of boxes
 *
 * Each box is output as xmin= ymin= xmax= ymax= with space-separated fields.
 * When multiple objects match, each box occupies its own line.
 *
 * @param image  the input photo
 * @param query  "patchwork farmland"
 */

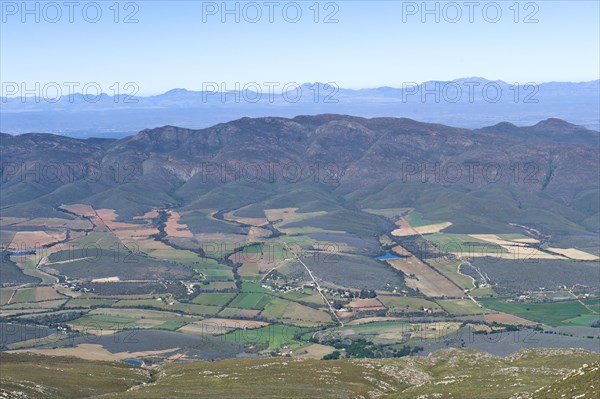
xmin=1 ymin=201 xmax=599 ymax=364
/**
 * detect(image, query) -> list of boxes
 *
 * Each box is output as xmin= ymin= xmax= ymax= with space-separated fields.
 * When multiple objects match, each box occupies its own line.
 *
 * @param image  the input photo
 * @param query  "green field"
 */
xmin=191 ymin=259 xmax=235 ymax=281
xmin=114 ymin=298 xmax=170 ymax=309
xmin=275 ymin=211 xmax=328 ymax=228
xmin=191 ymin=293 xmax=236 ymax=306
xmin=229 ymin=293 xmax=271 ymax=310
xmin=436 ymin=299 xmax=486 ymax=315
xmin=195 ymin=281 xmax=237 ymax=291
xmin=240 ymin=282 xmax=269 ymax=293
xmin=67 ymin=231 xmax=120 ymax=249
xmin=65 ymin=298 xmax=118 ymax=308
xmin=1 ymin=299 xmax=66 ymax=310
xmin=469 ymin=285 xmax=495 ymax=297
xmin=479 ymin=298 xmax=599 ymax=326
xmin=111 ymin=299 xmax=222 ymax=316
xmin=144 ymin=247 xmax=202 ymax=265
xmin=583 ymin=298 xmax=600 ymax=312
xmin=72 ymin=308 xmax=198 ymax=330
xmin=260 ymin=297 xmax=331 ymax=326
xmin=339 ymin=321 xmax=409 ymax=337
xmin=10 ymin=288 xmax=37 ymax=303
xmin=0 ymin=288 xmax=16 ymax=305
xmin=171 ymin=303 xmax=222 ymax=316
xmin=201 ymin=268 xmax=235 ymax=281
xmin=427 ymin=258 xmax=475 ymax=290
xmin=498 ymin=234 xmax=533 ymax=240
xmin=362 ymin=208 xmax=410 ymax=218
xmin=221 ymin=324 xmax=310 ymax=349
xmin=408 ymin=211 xmax=440 ymax=227
xmin=13 ymin=255 xmax=57 ymax=284
xmin=72 ymin=314 xmax=139 ymax=329
xmin=275 ymin=289 xmax=325 ymax=305
xmin=218 ymin=307 xmax=261 ymax=318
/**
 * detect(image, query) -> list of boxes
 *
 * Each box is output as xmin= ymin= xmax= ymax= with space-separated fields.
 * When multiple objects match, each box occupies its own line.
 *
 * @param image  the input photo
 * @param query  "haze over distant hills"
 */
xmin=1 ymin=78 xmax=598 ymax=137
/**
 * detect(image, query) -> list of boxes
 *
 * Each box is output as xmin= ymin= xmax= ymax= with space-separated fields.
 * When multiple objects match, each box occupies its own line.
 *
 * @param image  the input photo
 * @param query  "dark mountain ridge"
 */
xmin=1 ymin=115 xmax=598 ymax=249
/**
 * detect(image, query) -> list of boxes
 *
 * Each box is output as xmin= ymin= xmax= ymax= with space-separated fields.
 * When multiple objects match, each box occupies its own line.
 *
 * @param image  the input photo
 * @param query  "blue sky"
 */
xmin=1 ymin=0 xmax=599 ymax=95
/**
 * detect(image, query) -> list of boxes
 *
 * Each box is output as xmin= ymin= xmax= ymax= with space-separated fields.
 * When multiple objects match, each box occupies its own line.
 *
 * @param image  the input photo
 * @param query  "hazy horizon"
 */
xmin=2 ymin=1 xmax=599 ymax=95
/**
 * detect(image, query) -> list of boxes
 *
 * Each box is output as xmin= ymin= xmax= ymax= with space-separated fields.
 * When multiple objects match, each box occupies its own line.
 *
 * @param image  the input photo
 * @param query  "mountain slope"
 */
xmin=2 ymin=116 xmax=598 ymax=247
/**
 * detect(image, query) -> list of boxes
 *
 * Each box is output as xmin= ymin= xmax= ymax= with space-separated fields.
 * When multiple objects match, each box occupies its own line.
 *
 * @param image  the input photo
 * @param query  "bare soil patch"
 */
xmin=165 ymin=211 xmax=194 ymax=238
xmin=224 ymin=211 xmax=268 ymax=227
xmin=414 ymin=222 xmax=452 ymax=235
xmin=134 ymin=210 xmax=159 ymax=220
xmin=392 ymin=245 xmax=413 ymax=257
xmin=484 ymin=312 xmax=536 ymax=325
xmin=10 ymin=231 xmax=67 ymax=249
xmin=347 ymin=317 xmax=404 ymax=325
xmin=347 ymin=298 xmax=386 ymax=311
xmin=13 ymin=218 xmax=70 ymax=228
xmin=546 ymin=247 xmax=599 ymax=261
xmin=386 ymin=258 xmax=465 ymax=298
xmin=247 ymin=226 xmax=272 ymax=241
xmin=464 ymin=234 xmax=566 ymax=260
xmin=264 ymin=208 xmax=299 ymax=224
xmin=297 ymin=343 xmax=336 ymax=359
xmin=9 ymin=343 xmax=177 ymax=362
xmin=35 ymin=286 xmax=65 ymax=301
xmin=91 ymin=276 xmax=121 ymax=283
xmin=96 ymin=209 xmax=144 ymax=230
xmin=391 ymin=217 xmax=418 ymax=237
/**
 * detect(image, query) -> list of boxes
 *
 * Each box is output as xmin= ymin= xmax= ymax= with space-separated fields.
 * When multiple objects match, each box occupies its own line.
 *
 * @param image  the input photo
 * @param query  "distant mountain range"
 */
xmin=1 ymin=78 xmax=598 ymax=137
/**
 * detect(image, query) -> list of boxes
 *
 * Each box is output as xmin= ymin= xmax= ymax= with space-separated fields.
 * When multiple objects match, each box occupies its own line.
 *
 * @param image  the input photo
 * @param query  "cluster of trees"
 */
xmin=7 ymin=311 xmax=85 ymax=329
xmin=357 ymin=289 xmax=377 ymax=299
xmin=331 ymin=289 xmax=378 ymax=310
xmin=322 ymin=350 xmax=341 ymax=360
xmin=329 ymin=288 xmax=378 ymax=299
xmin=320 ymin=337 xmax=423 ymax=359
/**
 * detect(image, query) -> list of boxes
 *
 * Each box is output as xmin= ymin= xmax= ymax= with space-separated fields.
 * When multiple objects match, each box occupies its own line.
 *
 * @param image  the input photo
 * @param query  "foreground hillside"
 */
xmin=1 ymin=348 xmax=598 ymax=398
xmin=533 ymin=361 xmax=600 ymax=398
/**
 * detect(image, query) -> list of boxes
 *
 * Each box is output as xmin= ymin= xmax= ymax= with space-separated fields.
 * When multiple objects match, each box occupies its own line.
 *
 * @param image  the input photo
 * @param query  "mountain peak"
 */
xmin=451 ymin=76 xmax=498 ymax=84
xmin=532 ymin=118 xmax=580 ymax=130
xmin=486 ymin=121 xmax=519 ymax=130
xmin=162 ymin=88 xmax=190 ymax=96
xmin=129 ymin=125 xmax=194 ymax=144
